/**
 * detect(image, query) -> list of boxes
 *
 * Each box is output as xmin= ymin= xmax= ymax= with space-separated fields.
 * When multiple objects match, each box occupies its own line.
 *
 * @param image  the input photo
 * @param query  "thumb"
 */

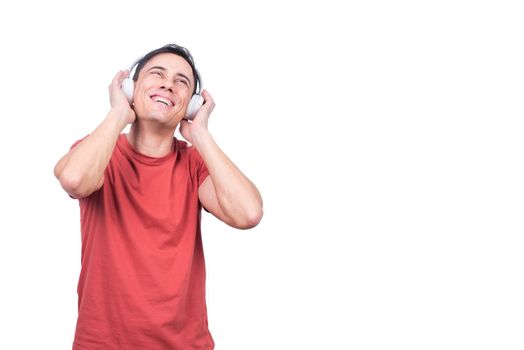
xmin=180 ymin=119 xmax=190 ymax=129
xmin=179 ymin=119 xmax=190 ymax=137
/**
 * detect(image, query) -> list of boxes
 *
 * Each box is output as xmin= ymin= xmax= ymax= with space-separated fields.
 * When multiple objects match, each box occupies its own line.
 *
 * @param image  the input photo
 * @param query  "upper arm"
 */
xmin=54 ymin=141 xmax=104 ymax=199
xmin=198 ymin=176 xmax=235 ymax=227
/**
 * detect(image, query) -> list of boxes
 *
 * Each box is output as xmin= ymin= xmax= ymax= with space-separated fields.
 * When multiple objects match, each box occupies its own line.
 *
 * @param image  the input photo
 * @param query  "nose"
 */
xmin=160 ymin=78 xmax=174 ymax=92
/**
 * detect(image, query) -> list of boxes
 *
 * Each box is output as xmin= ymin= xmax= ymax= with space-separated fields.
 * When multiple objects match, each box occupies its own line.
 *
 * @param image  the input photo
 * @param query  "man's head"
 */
xmin=130 ymin=44 xmax=201 ymax=128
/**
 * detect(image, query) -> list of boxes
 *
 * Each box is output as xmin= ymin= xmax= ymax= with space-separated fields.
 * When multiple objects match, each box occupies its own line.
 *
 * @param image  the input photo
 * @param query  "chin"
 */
xmin=143 ymin=111 xmax=182 ymax=127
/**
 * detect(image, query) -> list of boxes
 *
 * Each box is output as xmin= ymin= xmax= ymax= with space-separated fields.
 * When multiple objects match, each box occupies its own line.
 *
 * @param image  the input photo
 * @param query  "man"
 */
xmin=54 ymin=44 xmax=263 ymax=350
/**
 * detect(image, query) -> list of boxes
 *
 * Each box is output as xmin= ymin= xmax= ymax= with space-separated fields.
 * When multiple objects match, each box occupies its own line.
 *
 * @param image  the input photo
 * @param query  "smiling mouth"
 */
xmin=150 ymin=95 xmax=174 ymax=108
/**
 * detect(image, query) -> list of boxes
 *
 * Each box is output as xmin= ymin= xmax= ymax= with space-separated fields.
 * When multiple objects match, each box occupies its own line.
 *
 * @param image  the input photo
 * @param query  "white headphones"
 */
xmin=121 ymin=59 xmax=203 ymax=120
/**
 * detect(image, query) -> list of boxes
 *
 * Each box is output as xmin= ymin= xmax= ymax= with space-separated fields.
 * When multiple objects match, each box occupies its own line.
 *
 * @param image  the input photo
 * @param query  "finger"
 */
xmin=179 ymin=120 xmax=192 ymax=140
xmin=180 ymin=119 xmax=192 ymax=132
xmin=110 ymin=70 xmax=129 ymax=89
xmin=201 ymin=89 xmax=213 ymax=104
xmin=200 ymin=90 xmax=215 ymax=112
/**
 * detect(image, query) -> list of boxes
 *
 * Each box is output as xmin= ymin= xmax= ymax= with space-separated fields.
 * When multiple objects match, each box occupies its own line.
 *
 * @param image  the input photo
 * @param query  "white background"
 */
xmin=0 ymin=0 xmax=523 ymax=349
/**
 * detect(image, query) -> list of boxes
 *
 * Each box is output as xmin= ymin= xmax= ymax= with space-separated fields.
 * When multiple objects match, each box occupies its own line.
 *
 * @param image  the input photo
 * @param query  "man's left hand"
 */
xmin=180 ymin=90 xmax=215 ymax=144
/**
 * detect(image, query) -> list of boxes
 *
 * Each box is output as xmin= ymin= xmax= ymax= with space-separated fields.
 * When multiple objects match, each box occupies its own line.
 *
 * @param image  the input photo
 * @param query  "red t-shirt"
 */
xmin=72 ymin=134 xmax=214 ymax=350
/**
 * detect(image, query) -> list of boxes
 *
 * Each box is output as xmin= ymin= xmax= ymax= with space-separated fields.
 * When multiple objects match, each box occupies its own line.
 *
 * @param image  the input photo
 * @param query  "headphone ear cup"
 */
xmin=185 ymin=94 xmax=204 ymax=120
xmin=121 ymin=77 xmax=134 ymax=103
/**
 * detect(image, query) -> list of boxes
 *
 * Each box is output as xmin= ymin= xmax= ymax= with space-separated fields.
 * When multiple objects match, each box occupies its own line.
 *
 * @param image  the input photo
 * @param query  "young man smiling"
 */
xmin=54 ymin=44 xmax=263 ymax=350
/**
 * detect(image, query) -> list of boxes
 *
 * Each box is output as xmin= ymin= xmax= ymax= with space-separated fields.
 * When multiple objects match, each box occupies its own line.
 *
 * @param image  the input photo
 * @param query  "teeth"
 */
xmin=153 ymin=96 xmax=172 ymax=106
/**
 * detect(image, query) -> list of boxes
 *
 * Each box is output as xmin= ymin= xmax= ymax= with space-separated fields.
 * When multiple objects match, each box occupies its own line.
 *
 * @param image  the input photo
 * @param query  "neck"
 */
xmin=127 ymin=123 xmax=176 ymax=157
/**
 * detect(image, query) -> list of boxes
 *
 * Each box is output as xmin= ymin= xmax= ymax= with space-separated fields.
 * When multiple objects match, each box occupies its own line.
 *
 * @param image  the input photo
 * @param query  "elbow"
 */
xmin=57 ymin=171 xmax=94 ymax=199
xmin=54 ymin=161 xmax=77 ymax=195
xmin=249 ymin=207 xmax=264 ymax=228
xmin=235 ymin=206 xmax=263 ymax=230
xmin=57 ymin=173 xmax=83 ymax=198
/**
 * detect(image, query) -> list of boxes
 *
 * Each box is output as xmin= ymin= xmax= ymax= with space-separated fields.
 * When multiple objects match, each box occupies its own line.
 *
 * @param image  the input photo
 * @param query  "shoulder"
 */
xmin=176 ymin=139 xmax=202 ymax=161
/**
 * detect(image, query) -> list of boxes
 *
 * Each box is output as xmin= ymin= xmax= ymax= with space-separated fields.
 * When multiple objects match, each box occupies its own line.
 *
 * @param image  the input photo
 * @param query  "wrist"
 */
xmin=190 ymin=128 xmax=213 ymax=148
xmin=107 ymin=107 xmax=132 ymax=130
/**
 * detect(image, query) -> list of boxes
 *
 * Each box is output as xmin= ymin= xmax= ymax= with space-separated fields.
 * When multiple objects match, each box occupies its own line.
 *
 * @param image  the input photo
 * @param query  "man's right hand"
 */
xmin=109 ymin=70 xmax=136 ymax=125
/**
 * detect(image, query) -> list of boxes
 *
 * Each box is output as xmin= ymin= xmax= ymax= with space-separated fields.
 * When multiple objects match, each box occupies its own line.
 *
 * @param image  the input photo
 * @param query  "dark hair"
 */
xmin=132 ymin=43 xmax=201 ymax=94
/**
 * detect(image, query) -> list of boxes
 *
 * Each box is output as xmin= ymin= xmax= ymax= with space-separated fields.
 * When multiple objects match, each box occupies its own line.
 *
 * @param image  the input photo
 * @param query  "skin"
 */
xmin=54 ymin=53 xmax=263 ymax=229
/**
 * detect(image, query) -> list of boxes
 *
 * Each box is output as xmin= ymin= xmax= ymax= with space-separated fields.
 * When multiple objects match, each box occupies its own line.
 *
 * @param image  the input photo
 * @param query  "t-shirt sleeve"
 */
xmin=188 ymin=146 xmax=209 ymax=187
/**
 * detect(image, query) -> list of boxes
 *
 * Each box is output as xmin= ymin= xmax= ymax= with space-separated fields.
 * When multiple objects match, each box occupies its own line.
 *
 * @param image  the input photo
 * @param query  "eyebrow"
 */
xmin=146 ymin=66 xmax=192 ymax=84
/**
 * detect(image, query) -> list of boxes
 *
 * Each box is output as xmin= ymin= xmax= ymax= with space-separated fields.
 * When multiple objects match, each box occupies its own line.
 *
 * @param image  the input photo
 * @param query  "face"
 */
xmin=132 ymin=53 xmax=195 ymax=127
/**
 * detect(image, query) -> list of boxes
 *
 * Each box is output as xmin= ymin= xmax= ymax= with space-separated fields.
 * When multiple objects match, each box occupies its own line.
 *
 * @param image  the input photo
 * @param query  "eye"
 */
xmin=176 ymin=79 xmax=189 ymax=87
xmin=151 ymin=71 xmax=162 ymax=77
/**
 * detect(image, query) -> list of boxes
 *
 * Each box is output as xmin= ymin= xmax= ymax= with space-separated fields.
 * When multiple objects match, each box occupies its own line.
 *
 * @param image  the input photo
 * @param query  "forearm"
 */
xmin=192 ymin=130 xmax=263 ymax=224
xmin=54 ymin=108 xmax=128 ymax=198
